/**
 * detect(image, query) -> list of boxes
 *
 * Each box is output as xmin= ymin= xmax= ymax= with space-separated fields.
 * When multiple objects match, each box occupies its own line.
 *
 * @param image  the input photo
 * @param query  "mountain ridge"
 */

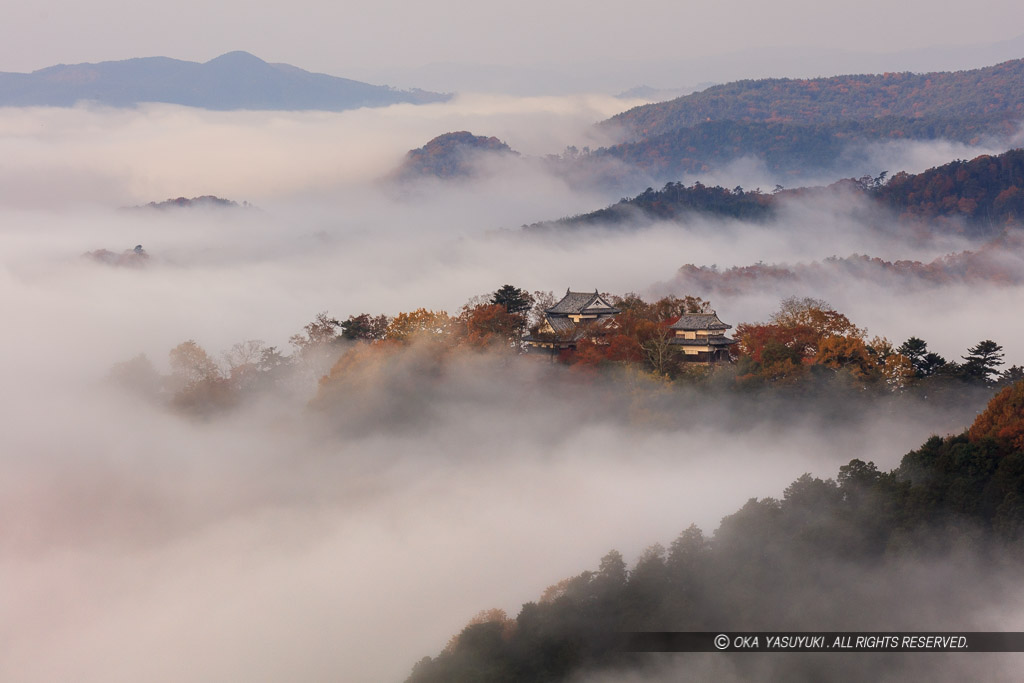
xmin=0 ymin=51 xmax=451 ymax=110
xmin=604 ymin=58 xmax=1024 ymax=140
xmin=528 ymin=148 xmax=1024 ymax=236
xmin=581 ymin=58 xmax=1024 ymax=182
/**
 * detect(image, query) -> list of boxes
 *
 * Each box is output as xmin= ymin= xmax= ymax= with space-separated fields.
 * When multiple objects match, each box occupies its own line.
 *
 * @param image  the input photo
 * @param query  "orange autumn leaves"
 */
xmin=734 ymin=297 xmax=913 ymax=388
xmin=969 ymin=381 xmax=1024 ymax=452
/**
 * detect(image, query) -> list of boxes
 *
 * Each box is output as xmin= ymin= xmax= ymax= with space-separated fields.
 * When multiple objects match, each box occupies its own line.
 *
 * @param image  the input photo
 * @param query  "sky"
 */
xmin=2 ymin=0 xmax=1023 ymax=90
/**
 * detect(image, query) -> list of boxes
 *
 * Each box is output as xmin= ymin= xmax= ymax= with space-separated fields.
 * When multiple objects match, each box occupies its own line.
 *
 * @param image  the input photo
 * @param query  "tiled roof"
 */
xmin=545 ymin=316 xmax=576 ymax=333
xmin=525 ymin=314 xmax=618 ymax=343
xmin=668 ymin=336 xmax=736 ymax=346
xmin=669 ymin=311 xmax=732 ymax=331
xmin=546 ymin=288 xmax=620 ymax=315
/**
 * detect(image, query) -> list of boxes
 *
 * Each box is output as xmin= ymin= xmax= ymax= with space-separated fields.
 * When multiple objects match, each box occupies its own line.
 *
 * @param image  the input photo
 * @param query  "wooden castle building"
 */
xmin=524 ymin=289 xmax=620 ymax=352
xmin=525 ymin=287 xmax=737 ymax=363
xmin=667 ymin=311 xmax=736 ymax=362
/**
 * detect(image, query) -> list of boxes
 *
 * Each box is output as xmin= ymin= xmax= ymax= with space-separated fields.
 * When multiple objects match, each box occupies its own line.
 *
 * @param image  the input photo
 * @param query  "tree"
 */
xmin=491 ymin=284 xmax=533 ymax=314
xmin=289 ymin=312 xmax=342 ymax=352
xmin=596 ymin=550 xmax=629 ymax=588
xmin=527 ymin=290 xmax=556 ymax=328
xmin=108 ymin=353 xmax=162 ymax=401
xmin=640 ymin=328 xmax=679 ymax=377
xmin=341 ymin=313 xmax=390 ymax=341
xmin=459 ymin=304 xmax=525 ymax=349
xmin=999 ymin=365 xmax=1024 ymax=387
xmin=255 ymin=345 xmax=291 ymax=390
xmin=168 ymin=340 xmax=235 ymax=414
xmin=223 ymin=339 xmax=268 ymax=392
xmin=962 ymin=340 xmax=1004 ymax=384
xmin=667 ymin=524 xmax=709 ymax=573
xmin=770 ymin=296 xmax=863 ymax=339
xmin=815 ymin=335 xmax=882 ymax=384
xmin=837 ymin=459 xmax=880 ymax=493
xmin=288 ymin=312 xmax=347 ymax=385
xmin=898 ymin=337 xmax=947 ymax=377
xmin=968 ymin=379 xmax=1024 ymax=451
xmin=385 ymin=308 xmax=453 ymax=342
xmin=169 ymin=340 xmax=221 ymax=387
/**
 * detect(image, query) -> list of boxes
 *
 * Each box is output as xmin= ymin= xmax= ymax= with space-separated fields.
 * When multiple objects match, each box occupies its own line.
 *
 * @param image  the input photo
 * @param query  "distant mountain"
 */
xmin=0 ymin=51 xmax=451 ymax=110
xmin=668 ymin=230 xmax=1024 ymax=297
xmin=605 ymin=59 xmax=1024 ymax=140
xmin=584 ymin=59 xmax=1024 ymax=182
xmin=529 ymin=148 xmax=1024 ymax=236
xmin=593 ymin=116 xmax=1017 ymax=183
xmin=614 ymin=83 xmax=713 ymax=102
xmin=391 ymin=131 xmax=518 ymax=181
xmin=126 ymin=195 xmax=248 ymax=210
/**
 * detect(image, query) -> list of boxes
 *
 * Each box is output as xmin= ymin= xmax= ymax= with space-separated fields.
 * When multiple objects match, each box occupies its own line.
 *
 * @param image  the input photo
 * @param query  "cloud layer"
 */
xmin=1 ymin=98 xmax=1022 ymax=681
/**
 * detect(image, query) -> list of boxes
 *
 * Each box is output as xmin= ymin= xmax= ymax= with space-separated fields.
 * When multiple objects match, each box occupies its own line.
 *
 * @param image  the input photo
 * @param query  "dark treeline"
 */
xmin=527 ymin=181 xmax=776 ymax=230
xmin=533 ymin=148 xmax=1024 ymax=236
xmin=405 ymin=380 xmax=1024 ymax=682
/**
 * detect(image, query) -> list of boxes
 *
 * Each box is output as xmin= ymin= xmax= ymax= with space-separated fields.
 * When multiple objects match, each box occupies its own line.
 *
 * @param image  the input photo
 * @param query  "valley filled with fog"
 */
xmin=2 ymin=95 xmax=1023 ymax=682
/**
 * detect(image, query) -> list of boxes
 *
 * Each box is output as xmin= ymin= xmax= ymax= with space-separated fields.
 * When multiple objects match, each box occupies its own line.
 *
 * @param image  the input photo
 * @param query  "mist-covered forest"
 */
xmin=406 ymin=381 xmax=1024 ymax=682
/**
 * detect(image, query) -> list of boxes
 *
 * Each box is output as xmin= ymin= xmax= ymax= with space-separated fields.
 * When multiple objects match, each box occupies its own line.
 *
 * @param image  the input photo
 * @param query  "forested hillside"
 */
xmin=669 ymin=229 xmax=1024 ymax=294
xmin=406 ymin=380 xmax=1024 ymax=682
xmin=876 ymin=149 xmax=1024 ymax=226
xmin=532 ymin=148 xmax=1024 ymax=235
xmin=392 ymin=131 xmax=518 ymax=181
xmin=596 ymin=116 xmax=1016 ymax=181
xmin=606 ymin=59 xmax=1024 ymax=140
xmin=579 ymin=59 xmax=1024 ymax=181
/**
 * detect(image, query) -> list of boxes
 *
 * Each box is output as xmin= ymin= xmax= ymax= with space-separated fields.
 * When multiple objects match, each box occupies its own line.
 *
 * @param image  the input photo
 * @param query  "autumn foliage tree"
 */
xmin=968 ymin=379 xmax=1024 ymax=451
xmin=386 ymin=308 xmax=453 ymax=342
xmin=734 ymin=297 xmax=906 ymax=389
xmin=340 ymin=313 xmax=390 ymax=341
xmin=168 ymin=340 xmax=235 ymax=413
xmin=457 ymin=303 xmax=525 ymax=350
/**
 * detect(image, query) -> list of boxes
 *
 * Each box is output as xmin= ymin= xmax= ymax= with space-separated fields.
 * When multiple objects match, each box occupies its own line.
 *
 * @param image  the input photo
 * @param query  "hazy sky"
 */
xmin=2 ymin=0 xmax=1022 ymax=77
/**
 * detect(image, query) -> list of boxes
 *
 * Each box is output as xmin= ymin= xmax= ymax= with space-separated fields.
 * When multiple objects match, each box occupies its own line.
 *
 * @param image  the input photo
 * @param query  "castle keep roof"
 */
xmin=669 ymin=311 xmax=732 ymax=331
xmin=546 ymin=289 xmax=620 ymax=316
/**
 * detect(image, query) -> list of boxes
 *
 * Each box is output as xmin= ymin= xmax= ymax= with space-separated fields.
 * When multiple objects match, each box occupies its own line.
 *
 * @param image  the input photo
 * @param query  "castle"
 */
xmin=524 ymin=288 xmax=736 ymax=362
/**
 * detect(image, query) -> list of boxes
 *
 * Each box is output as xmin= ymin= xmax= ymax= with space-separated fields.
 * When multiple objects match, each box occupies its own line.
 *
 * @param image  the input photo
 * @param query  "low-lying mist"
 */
xmin=2 ymin=95 xmax=1022 ymax=681
xmin=0 ymin=343 xmax=992 ymax=683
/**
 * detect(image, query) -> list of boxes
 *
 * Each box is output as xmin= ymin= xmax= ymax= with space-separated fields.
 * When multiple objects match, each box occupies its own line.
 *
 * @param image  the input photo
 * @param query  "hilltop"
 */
xmin=391 ymin=131 xmax=519 ymax=181
xmin=127 ymin=195 xmax=248 ymax=210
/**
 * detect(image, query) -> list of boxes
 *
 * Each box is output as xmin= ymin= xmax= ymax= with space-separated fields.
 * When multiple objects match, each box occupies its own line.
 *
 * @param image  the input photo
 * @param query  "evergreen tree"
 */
xmin=962 ymin=340 xmax=1005 ymax=384
xmin=491 ymin=285 xmax=533 ymax=314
